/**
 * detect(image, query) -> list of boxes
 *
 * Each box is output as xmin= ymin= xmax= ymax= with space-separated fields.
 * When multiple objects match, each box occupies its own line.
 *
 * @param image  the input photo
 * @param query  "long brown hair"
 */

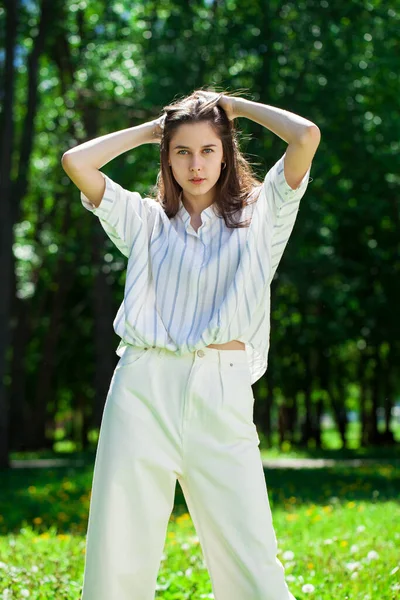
xmin=148 ymin=88 xmax=263 ymax=229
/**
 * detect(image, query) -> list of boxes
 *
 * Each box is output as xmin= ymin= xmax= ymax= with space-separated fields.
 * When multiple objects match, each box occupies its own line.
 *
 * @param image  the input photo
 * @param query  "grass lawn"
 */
xmin=1 ymin=449 xmax=399 ymax=599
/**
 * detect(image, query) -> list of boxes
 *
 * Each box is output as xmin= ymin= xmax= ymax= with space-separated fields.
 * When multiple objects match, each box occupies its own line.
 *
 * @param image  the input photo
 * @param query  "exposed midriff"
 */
xmin=206 ymin=340 xmax=245 ymax=351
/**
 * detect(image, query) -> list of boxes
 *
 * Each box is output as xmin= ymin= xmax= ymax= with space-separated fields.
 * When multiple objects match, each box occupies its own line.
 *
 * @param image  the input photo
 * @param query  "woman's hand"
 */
xmin=194 ymin=91 xmax=239 ymax=121
xmin=151 ymin=115 xmax=166 ymax=143
xmin=217 ymin=95 xmax=239 ymax=121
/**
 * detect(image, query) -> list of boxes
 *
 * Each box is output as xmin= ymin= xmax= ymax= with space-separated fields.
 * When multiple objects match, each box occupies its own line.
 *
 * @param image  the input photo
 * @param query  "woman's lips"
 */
xmin=190 ymin=178 xmax=205 ymax=185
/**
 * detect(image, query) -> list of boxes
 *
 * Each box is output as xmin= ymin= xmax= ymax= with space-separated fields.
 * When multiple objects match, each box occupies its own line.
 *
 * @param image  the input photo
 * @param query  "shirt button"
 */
xmin=197 ymin=349 xmax=205 ymax=357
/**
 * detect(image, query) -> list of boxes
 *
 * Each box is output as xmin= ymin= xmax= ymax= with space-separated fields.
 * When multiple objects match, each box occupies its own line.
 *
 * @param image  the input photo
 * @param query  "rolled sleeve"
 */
xmin=80 ymin=172 xmax=155 ymax=258
xmin=267 ymin=152 xmax=311 ymax=218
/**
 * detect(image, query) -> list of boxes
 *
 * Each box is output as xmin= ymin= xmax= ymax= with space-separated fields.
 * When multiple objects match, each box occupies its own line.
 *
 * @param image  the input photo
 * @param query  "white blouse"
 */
xmin=81 ymin=152 xmax=312 ymax=384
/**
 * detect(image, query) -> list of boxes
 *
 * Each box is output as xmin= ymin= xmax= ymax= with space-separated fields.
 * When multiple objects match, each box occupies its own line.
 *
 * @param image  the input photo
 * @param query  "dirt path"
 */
xmin=8 ymin=456 xmax=398 ymax=469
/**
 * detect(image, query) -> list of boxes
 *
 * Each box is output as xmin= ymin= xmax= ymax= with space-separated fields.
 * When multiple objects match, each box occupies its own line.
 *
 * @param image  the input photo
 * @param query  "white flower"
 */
xmin=20 ymin=591 xmax=30 ymax=598
xmin=0 ymin=562 xmax=7 ymax=569
xmin=345 ymin=561 xmax=361 ymax=571
xmin=31 ymin=565 xmax=39 ymax=573
xmin=351 ymin=572 xmax=359 ymax=579
xmin=357 ymin=525 xmax=366 ymax=533
xmin=367 ymin=550 xmax=379 ymax=560
xmin=282 ymin=550 xmax=295 ymax=560
xmin=185 ymin=567 xmax=193 ymax=578
xmin=323 ymin=538 xmax=334 ymax=545
xmin=180 ymin=542 xmax=190 ymax=551
xmin=302 ymin=583 xmax=315 ymax=593
xmin=350 ymin=544 xmax=359 ymax=553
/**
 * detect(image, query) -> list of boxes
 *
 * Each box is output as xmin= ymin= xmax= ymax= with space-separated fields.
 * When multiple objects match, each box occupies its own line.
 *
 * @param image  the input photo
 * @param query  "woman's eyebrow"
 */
xmin=172 ymin=144 xmax=218 ymax=149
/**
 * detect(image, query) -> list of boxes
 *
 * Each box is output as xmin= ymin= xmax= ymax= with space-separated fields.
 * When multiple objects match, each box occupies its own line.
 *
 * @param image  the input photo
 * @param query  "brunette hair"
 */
xmin=148 ymin=88 xmax=263 ymax=229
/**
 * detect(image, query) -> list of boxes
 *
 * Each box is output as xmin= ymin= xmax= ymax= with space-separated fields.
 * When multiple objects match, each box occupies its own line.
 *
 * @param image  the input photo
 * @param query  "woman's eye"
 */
xmin=177 ymin=149 xmax=213 ymax=155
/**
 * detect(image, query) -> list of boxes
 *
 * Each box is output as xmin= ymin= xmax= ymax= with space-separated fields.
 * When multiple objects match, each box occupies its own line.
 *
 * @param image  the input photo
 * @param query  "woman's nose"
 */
xmin=190 ymin=156 xmax=203 ymax=170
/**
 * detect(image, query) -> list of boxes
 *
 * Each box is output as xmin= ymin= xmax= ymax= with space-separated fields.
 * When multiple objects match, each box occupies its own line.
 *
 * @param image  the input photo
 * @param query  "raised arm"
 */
xmin=220 ymin=95 xmax=320 ymax=280
xmin=230 ymin=97 xmax=321 ymax=189
xmin=61 ymin=117 xmax=164 ymax=207
xmin=60 ymin=117 xmax=165 ymax=257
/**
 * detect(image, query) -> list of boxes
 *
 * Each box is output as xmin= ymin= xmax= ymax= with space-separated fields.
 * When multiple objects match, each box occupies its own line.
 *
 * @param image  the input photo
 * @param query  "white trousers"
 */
xmin=81 ymin=345 xmax=296 ymax=600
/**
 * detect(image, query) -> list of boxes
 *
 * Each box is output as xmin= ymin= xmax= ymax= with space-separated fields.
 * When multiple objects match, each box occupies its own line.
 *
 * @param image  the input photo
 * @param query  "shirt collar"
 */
xmin=177 ymin=190 xmax=216 ymax=228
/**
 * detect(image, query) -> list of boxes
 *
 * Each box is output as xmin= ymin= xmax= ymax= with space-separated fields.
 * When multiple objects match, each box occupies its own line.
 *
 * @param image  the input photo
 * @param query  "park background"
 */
xmin=0 ymin=0 xmax=399 ymax=598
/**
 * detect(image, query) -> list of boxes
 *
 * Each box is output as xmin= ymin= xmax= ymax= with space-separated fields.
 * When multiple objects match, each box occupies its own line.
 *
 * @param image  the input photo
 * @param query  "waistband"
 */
xmin=161 ymin=346 xmax=248 ymax=367
xmin=122 ymin=344 xmax=248 ymax=368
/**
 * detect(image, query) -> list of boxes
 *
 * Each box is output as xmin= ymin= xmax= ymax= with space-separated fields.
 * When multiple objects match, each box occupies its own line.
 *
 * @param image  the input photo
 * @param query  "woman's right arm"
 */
xmin=61 ymin=118 xmax=163 ymax=207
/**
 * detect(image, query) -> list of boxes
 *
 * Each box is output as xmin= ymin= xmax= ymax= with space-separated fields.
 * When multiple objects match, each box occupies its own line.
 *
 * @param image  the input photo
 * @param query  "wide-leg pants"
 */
xmin=81 ymin=345 xmax=296 ymax=600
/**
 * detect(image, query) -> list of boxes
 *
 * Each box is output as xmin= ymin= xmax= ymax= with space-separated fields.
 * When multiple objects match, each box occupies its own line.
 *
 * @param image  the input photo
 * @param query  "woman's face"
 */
xmin=168 ymin=121 xmax=225 ymax=204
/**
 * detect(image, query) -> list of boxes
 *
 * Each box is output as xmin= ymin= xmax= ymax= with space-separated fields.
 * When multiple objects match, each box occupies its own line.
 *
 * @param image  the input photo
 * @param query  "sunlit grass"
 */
xmin=0 ymin=462 xmax=399 ymax=599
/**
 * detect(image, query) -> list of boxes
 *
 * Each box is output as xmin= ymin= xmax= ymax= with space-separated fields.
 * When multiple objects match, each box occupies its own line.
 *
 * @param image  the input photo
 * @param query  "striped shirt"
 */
xmin=81 ymin=152 xmax=312 ymax=384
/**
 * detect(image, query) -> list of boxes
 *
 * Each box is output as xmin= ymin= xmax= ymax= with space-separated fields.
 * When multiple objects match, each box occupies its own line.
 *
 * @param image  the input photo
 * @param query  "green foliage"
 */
xmin=5 ymin=0 xmax=400 ymax=452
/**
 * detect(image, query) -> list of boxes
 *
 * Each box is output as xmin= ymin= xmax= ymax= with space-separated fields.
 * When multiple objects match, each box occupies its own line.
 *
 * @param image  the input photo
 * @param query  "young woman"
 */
xmin=61 ymin=89 xmax=320 ymax=600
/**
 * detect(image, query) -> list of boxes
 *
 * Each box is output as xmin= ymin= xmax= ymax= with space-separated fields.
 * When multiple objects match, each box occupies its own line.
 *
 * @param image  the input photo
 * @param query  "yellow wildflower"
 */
xmin=286 ymin=514 xmax=298 ymax=521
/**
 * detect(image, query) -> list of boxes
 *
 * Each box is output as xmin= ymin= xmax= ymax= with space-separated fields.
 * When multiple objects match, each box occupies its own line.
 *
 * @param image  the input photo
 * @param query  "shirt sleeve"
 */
xmin=262 ymin=151 xmax=312 ymax=280
xmin=80 ymin=171 xmax=156 ymax=258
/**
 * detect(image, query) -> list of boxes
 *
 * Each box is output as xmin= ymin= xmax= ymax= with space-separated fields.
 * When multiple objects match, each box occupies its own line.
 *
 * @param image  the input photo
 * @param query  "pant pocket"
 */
xmin=219 ymin=362 xmax=259 ymax=442
xmin=116 ymin=346 xmax=150 ymax=369
xmin=109 ymin=347 xmax=153 ymax=421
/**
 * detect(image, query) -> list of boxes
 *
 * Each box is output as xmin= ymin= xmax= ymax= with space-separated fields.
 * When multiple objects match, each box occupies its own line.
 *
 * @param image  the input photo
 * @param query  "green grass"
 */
xmin=1 ymin=460 xmax=399 ymax=599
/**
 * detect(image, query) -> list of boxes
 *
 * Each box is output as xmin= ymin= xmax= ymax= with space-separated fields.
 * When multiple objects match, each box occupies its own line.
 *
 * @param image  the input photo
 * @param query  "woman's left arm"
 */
xmin=229 ymin=97 xmax=321 ymax=190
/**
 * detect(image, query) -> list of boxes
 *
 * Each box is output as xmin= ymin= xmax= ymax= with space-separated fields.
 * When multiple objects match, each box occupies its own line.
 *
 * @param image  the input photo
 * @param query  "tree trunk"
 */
xmin=358 ymin=352 xmax=368 ymax=447
xmin=368 ymin=345 xmax=380 ymax=445
xmin=0 ymin=0 xmax=18 ymax=469
xmin=262 ymin=373 xmax=273 ymax=448
xmin=29 ymin=203 xmax=74 ymax=449
xmin=91 ymin=228 xmax=117 ymax=430
xmin=327 ymin=357 xmax=348 ymax=448
xmin=300 ymin=347 xmax=316 ymax=447
xmin=381 ymin=342 xmax=395 ymax=445
xmin=8 ymin=295 xmax=30 ymax=451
